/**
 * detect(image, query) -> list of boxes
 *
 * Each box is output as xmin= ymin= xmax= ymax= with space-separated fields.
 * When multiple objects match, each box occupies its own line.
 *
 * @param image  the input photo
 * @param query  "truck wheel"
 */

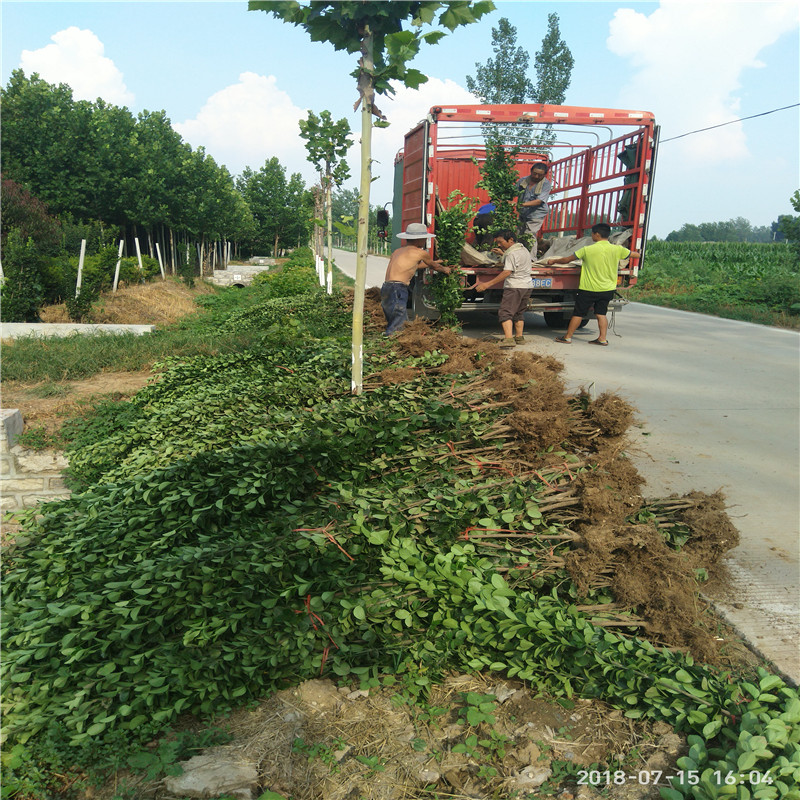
xmin=409 ymin=279 xmax=441 ymax=322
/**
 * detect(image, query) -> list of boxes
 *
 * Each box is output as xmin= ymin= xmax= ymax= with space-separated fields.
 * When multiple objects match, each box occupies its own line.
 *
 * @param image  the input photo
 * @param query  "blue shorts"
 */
xmin=380 ymin=281 xmax=409 ymax=335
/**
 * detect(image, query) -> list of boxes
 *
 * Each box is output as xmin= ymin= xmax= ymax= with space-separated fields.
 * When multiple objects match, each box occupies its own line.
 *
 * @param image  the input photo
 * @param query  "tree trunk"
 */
xmin=325 ymin=177 xmax=334 ymax=294
xmin=313 ymin=185 xmax=324 ymax=260
xmin=351 ymin=25 xmax=374 ymax=395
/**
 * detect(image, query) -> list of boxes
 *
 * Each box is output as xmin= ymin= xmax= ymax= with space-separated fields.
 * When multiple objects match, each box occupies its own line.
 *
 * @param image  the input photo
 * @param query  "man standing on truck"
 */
xmin=545 ymin=222 xmax=640 ymax=346
xmin=472 ymin=230 xmax=533 ymax=349
xmin=517 ymin=162 xmax=551 ymax=257
xmin=381 ymin=222 xmax=452 ymax=336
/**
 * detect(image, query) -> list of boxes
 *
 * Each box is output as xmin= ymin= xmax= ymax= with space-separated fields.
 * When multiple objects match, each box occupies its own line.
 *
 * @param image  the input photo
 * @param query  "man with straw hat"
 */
xmin=381 ymin=222 xmax=453 ymax=336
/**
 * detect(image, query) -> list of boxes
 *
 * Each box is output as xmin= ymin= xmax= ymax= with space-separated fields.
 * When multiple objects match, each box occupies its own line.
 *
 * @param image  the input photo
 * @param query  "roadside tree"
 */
xmin=250 ymin=0 xmax=494 ymax=393
xmin=299 ymin=110 xmax=352 ymax=292
xmin=778 ymin=190 xmax=800 ymax=248
xmin=466 ymin=13 xmax=573 ymax=152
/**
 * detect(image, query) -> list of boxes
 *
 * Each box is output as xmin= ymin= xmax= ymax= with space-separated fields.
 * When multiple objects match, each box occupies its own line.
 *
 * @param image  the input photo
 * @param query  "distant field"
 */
xmin=629 ymin=241 xmax=800 ymax=328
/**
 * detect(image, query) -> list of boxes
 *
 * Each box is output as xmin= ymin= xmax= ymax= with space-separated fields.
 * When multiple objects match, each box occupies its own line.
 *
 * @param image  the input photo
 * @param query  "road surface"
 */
xmin=334 ymin=249 xmax=800 ymax=683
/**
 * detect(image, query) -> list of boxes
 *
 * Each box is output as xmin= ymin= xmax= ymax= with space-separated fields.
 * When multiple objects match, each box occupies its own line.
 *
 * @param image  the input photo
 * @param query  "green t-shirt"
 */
xmin=574 ymin=240 xmax=630 ymax=292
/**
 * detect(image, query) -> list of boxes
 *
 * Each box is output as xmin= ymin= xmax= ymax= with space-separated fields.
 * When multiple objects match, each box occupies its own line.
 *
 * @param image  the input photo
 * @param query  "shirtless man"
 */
xmin=381 ymin=222 xmax=452 ymax=336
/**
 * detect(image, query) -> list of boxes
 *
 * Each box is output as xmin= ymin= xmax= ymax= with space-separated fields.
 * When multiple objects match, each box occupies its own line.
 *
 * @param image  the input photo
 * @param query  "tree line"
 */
xmin=0 ymin=70 xmax=392 ymax=321
xmin=663 ymin=215 xmax=793 ymax=244
xmin=0 ymin=70 xmax=317 ymax=267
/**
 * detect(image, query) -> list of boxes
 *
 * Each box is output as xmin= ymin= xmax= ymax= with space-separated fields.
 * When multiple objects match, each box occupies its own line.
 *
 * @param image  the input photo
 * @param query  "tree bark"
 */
xmin=325 ymin=177 xmax=334 ymax=294
xmin=351 ymin=26 xmax=374 ymax=395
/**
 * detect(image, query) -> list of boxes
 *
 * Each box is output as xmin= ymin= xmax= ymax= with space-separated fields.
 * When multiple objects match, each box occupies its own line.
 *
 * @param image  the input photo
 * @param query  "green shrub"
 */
xmin=285 ymin=245 xmax=315 ymax=269
xmin=251 ymin=262 xmax=320 ymax=298
xmin=0 ymin=229 xmax=46 ymax=322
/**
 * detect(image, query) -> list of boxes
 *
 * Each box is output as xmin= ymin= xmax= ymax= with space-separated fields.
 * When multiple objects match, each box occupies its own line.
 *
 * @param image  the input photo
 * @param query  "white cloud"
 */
xmin=607 ymin=1 xmax=799 ymax=164
xmin=20 ymin=27 xmax=134 ymax=106
xmin=176 ymin=72 xmax=479 ymax=197
xmin=367 ymin=77 xmax=479 ymax=203
xmin=174 ymin=71 xmax=315 ymax=180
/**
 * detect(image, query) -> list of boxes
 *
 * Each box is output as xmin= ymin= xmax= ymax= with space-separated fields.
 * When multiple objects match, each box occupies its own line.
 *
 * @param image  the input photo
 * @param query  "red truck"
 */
xmin=392 ymin=104 xmax=659 ymax=327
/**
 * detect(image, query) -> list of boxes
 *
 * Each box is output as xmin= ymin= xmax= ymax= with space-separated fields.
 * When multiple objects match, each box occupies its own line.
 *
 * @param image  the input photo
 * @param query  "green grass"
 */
xmin=629 ymin=241 xmax=800 ymax=328
xmin=2 ymin=264 xmax=357 ymax=384
xmin=1 ymin=326 xmax=257 ymax=383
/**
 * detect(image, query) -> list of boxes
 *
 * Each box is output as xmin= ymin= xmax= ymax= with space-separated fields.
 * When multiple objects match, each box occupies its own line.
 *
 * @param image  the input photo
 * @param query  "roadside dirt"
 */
xmin=1 ymin=372 xmax=153 ymax=437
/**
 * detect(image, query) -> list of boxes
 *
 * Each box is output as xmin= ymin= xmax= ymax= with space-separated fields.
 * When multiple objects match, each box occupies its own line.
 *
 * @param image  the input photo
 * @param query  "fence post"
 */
xmin=75 ymin=239 xmax=87 ymax=298
xmin=112 ymin=240 xmax=125 ymax=292
xmin=134 ymin=238 xmax=144 ymax=280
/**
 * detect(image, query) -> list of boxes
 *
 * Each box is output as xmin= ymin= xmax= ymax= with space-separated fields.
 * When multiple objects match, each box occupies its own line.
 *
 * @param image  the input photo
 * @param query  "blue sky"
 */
xmin=2 ymin=0 xmax=798 ymax=237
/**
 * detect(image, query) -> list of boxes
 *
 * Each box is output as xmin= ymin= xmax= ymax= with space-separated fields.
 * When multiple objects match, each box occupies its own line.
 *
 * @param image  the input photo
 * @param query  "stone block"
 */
xmin=22 ymin=493 xmax=71 ymax=508
xmin=2 ymin=478 xmax=45 ymax=492
xmin=1 ymin=409 xmax=24 ymax=454
xmin=162 ymin=752 xmax=258 ymax=800
xmin=13 ymin=448 xmax=69 ymax=472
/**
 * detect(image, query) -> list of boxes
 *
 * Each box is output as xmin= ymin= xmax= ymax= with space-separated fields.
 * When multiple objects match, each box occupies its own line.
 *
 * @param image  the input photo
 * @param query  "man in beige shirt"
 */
xmin=472 ymin=230 xmax=533 ymax=348
xmin=381 ymin=222 xmax=452 ymax=335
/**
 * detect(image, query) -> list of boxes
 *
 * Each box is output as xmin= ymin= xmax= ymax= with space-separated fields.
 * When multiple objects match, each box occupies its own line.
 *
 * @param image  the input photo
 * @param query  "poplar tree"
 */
xmin=466 ymin=13 xmax=573 ymax=151
xmin=299 ymin=110 xmax=352 ymax=293
xmin=250 ymin=1 xmax=494 ymax=394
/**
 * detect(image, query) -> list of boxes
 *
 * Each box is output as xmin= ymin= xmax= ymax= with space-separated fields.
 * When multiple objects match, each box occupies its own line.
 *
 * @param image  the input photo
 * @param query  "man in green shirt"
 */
xmin=545 ymin=222 xmax=640 ymax=346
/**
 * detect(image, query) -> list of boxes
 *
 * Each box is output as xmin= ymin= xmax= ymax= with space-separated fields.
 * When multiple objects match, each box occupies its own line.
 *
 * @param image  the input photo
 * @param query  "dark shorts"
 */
xmin=573 ymin=289 xmax=615 ymax=318
xmin=498 ymin=287 xmax=532 ymax=323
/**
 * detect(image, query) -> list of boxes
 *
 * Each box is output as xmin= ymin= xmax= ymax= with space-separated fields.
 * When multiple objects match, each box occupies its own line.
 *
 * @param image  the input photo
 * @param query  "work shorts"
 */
xmin=573 ymin=289 xmax=615 ymax=318
xmin=498 ymin=287 xmax=532 ymax=323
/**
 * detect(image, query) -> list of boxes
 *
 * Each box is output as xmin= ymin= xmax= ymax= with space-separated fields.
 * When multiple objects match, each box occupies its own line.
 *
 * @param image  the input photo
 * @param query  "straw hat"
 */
xmin=397 ymin=222 xmax=436 ymax=241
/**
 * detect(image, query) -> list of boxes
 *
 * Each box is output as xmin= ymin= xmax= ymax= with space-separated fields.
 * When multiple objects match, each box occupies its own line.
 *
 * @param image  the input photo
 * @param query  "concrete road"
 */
xmin=335 ymin=249 xmax=800 ymax=682
xmin=469 ymin=303 xmax=800 ymax=683
xmin=332 ymin=247 xmax=389 ymax=289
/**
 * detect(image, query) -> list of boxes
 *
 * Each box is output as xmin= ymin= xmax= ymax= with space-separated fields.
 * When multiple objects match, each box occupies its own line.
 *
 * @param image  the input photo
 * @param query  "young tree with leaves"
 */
xmin=466 ymin=13 xmax=573 ymax=152
xmin=250 ymin=0 xmax=494 ymax=394
xmin=299 ymin=110 xmax=352 ymax=293
xmin=465 ymin=17 xmax=534 ymax=147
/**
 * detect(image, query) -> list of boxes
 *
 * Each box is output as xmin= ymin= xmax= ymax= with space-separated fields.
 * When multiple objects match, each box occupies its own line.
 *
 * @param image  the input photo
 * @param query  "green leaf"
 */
xmin=737 ymin=751 xmax=758 ymax=771
xmin=365 ymin=529 xmax=389 ymax=545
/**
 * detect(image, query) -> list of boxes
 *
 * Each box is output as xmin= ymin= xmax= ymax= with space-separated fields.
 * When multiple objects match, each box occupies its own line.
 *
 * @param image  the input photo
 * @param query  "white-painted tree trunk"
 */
xmin=155 ymin=243 xmax=166 ymax=279
xmin=134 ymin=238 xmax=144 ymax=279
xmin=325 ymin=179 xmax=334 ymax=295
xmin=75 ymin=239 xmax=87 ymax=298
xmin=112 ymin=239 xmax=125 ymax=292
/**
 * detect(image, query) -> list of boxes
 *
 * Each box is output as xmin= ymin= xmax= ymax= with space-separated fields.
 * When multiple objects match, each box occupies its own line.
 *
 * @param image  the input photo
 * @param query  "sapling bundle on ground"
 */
xmin=3 ymin=312 xmax=748 ymax=757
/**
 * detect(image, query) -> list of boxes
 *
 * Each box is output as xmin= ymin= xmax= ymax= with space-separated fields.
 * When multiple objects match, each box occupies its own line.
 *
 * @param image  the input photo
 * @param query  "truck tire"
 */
xmin=408 ymin=278 xmax=441 ymax=322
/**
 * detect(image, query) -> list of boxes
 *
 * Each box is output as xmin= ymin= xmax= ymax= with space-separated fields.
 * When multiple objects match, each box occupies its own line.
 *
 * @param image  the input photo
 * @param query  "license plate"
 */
xmin=531 ymin=278 xmax=552 ymax=288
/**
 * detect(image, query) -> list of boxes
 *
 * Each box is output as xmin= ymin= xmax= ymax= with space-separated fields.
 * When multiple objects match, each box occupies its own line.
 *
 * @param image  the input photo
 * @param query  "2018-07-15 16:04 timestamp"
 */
xmin=576 ymin=769 xmax=775 ymax=787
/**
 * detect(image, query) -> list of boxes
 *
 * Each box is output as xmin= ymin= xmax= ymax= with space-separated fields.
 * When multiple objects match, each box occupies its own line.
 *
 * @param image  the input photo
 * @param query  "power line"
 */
xmin=660 ymin=103 xmax=800 ymax=143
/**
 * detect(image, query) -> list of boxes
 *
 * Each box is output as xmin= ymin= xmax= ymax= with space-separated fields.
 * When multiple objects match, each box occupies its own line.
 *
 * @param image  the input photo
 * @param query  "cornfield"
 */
xmin=629 ymin=240 xmax=799 ymax=326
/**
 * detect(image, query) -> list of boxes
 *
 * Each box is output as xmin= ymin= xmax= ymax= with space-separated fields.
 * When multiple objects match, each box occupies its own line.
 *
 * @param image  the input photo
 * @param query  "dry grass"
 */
xmin=39 ymin=277 xmax=217 ymax=326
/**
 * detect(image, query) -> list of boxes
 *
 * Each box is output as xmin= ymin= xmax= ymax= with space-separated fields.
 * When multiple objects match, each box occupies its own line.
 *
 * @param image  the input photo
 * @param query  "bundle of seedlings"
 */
xmin=3 ymin=309 xmax=797 ymax=800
